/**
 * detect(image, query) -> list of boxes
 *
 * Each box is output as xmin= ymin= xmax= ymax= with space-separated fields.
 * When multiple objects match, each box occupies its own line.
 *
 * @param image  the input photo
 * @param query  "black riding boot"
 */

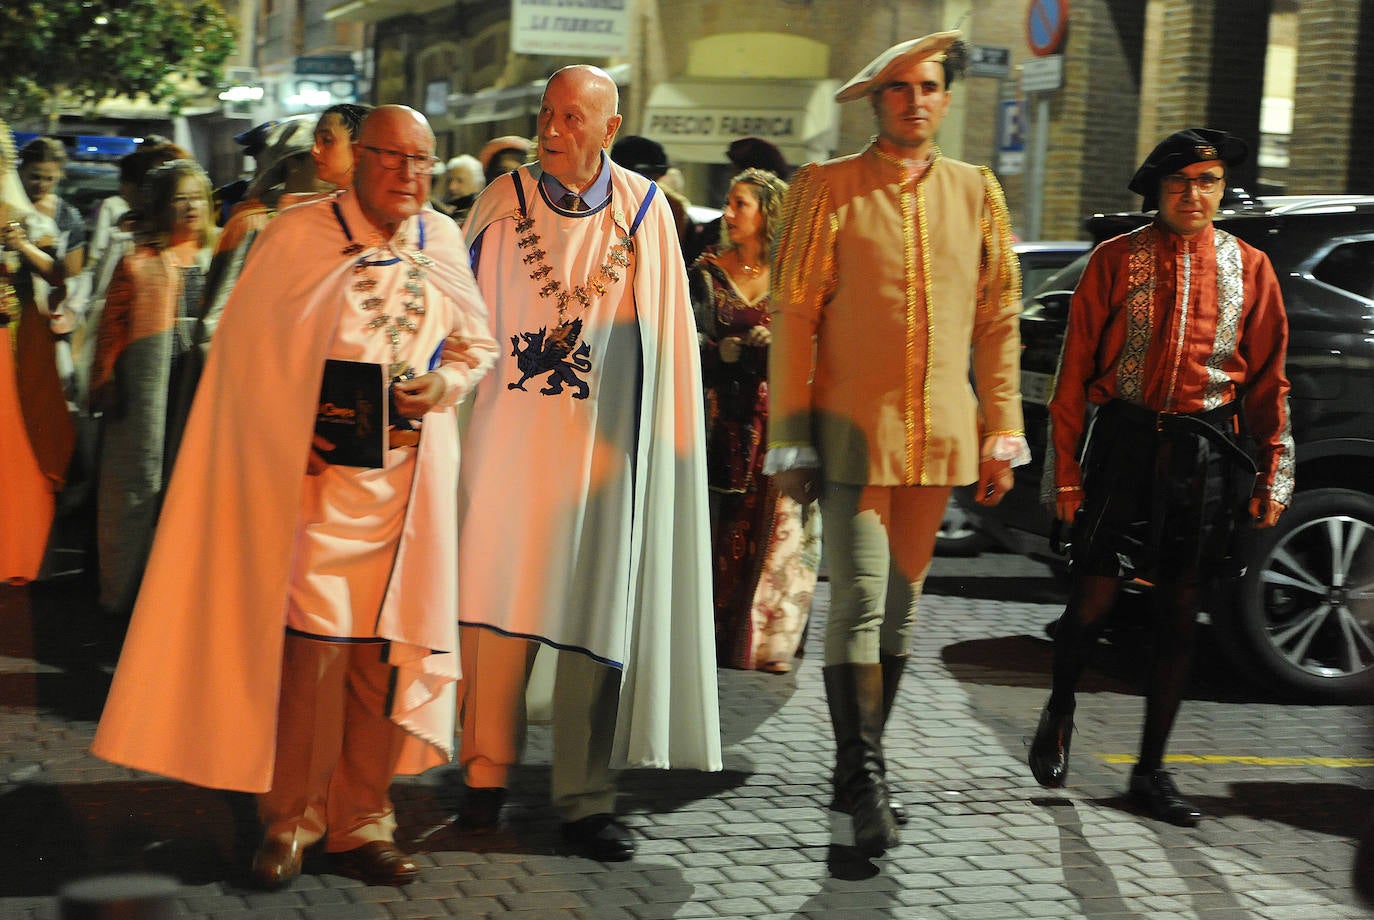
xmin=823 ymin=663 xmax=900 ymax=857
xmin=879 ymin=653 xmax=909 ymax=825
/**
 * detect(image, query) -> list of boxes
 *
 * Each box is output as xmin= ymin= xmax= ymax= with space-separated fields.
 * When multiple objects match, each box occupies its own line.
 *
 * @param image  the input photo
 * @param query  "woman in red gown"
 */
xmin=690 ymin=168 xmax=820 ymax=673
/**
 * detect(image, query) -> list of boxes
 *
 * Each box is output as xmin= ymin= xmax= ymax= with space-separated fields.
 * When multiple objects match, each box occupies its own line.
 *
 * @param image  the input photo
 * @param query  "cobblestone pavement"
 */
xmin=3 ymin=552 xmax=1374 ymax=919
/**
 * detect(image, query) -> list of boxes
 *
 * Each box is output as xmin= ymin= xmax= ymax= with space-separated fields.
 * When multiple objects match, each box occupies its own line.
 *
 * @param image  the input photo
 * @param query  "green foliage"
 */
xmin=0 ymin=0 xmax=237 ymax=122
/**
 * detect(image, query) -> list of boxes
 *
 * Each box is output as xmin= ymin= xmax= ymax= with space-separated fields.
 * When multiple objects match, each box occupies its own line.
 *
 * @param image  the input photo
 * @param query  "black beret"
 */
xmin=726 ymin=136 xmax=789 ymax=177
xmin=610 ymin=135 xmax=669 ymax=178
xmin=1128 ymin=127 xmax=1248 ymax=200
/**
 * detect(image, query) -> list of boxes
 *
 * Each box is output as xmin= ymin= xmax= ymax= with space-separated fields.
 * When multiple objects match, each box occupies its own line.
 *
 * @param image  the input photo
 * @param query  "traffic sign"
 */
xmin=968 ymin=44 xmax=1011 ymax=78
xmin=998 ymin=99 xmax=1025 ymax=175
xmin=1022 ymin=54 xmax=1064 ymax=93
xmin=1027 ymin=0 xmax=1069 ymax=57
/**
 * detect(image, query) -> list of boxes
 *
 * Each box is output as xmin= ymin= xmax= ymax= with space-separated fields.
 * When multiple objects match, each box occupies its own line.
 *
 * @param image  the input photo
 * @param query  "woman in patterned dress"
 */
xmin=690 ymin=168 xmax=819 ymax=673
xmin=90 ymin=160 xmax=219 ymax=612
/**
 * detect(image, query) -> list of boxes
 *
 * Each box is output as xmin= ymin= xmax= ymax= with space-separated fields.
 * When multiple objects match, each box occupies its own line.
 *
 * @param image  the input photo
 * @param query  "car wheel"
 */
xmin=936 ymin=498 xmax=989 ymax=557
xmin=1223 ymin=488 xmax=1374 ymax=702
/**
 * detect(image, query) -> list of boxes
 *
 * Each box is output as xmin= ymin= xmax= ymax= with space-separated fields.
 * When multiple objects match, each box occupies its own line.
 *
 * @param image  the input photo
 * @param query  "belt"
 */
xmin=1103 ymin=398 xmax=1239 ymax=433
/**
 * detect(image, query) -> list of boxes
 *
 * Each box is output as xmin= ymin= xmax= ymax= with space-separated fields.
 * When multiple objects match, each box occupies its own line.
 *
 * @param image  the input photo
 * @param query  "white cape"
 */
xmin=462 ymin=163 xmax=721 ymax=771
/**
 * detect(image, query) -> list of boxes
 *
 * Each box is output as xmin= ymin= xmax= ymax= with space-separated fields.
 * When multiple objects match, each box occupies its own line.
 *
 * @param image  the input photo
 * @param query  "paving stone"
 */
xmin=5 ymin=560 xmax=1374 ymax=920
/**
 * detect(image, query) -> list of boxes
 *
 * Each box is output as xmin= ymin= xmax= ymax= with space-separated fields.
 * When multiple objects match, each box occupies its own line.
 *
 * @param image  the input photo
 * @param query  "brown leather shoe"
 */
xmin=330 ymin=841 xmax=419 ymax=886
xmin=250 ymin=837 xmax=303 ymax=889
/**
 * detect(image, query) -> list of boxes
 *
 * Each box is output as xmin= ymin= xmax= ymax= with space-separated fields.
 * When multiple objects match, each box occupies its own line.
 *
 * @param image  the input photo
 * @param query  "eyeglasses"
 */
xmin=359 ymin=145 xmax=441 ymax=175
xmin=1161 ymin=173 xmax=1223 ymax=195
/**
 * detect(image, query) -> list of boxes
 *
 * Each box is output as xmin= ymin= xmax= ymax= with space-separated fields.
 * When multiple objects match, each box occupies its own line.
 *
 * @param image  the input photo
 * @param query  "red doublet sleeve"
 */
xmin=1045 ymin=241 xmax=1117 ymax=497
xmin=1236 ymin=245 xmax=1294 ymax=503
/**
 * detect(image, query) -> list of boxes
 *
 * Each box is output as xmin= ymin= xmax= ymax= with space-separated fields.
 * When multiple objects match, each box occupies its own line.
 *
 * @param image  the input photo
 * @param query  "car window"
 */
xmin=1023 ymin=252 xmax=1092 ymax=310
xmin=1022 ymin=263 xmax=1065 ymax=296
xmin=1311 ymin=239 xmax=1374 ymax=302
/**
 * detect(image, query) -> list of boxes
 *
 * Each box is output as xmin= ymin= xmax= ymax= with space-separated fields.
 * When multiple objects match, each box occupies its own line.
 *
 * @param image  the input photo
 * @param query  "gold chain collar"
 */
xmin=515 ymin=192 xmax=634 ymax=331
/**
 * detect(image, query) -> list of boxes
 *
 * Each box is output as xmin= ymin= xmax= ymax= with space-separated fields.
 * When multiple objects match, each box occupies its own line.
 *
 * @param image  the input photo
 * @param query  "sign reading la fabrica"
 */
xmin=512 ymin=0 xmax=630 ymax=57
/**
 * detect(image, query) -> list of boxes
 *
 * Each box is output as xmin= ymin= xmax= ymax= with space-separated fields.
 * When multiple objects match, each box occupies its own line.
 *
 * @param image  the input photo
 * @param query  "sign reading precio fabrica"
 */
xmin=646 ymin=112 xmax=800 ymax=143
xmin=511 ymin=0 xmax=630 ymax=57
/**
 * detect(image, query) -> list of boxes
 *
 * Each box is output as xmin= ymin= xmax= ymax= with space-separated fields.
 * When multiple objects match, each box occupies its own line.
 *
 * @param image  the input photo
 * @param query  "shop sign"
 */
xmin=646 ymin=112 xmax=799 ymax=143
xmin=512 ymin=0 xmax=630 ymax=57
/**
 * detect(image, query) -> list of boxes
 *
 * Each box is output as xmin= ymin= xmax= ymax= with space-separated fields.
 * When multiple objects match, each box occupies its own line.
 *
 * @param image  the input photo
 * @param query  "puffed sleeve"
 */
xmin=766 ymin=163 xmax=837 ymax=451
xmin=972 ymin=166 xmax=1027 ymax=447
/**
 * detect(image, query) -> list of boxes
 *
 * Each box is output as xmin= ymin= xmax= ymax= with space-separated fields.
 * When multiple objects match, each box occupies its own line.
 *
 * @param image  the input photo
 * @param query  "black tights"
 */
xmin=1047 ymin=572 xmax=1202 ymax=773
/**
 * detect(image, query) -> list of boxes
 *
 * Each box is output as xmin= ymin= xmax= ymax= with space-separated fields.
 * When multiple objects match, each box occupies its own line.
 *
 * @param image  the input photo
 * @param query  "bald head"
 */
xmin=353 ymin=105 xmax=436 ymax=235
xmin=537 ymin=66 xmax=622 ymax=191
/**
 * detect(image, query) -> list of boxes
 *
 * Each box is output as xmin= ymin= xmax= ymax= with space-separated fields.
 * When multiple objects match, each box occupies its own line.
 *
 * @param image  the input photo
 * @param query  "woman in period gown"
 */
xmin=0 ymin=123 xmax=77 ymax=584
xmin=690 ymin=168 xmax=820 ymax=673
xmin=90 ymin=160 xmax=220 ymax=612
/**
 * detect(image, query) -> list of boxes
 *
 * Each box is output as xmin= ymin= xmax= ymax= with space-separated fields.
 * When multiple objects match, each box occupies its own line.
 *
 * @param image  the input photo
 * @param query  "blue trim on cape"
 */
xmin=457 ymin=620 xmax=625 ymax=670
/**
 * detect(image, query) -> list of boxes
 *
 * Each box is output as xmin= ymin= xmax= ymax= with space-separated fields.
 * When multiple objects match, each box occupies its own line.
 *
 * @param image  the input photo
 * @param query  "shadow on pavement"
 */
xmin=0 ymin=781 xmax=257 ymax=896
xmin=1033 ymin=797 xmax=1142 ymax=919
xmin=1077 ymin=780 xmax=1371 ymax=840
xmin=716 ymin=664 xmax=801 ymax=746
xmin=939 ymin=610 xmax=1290 ymax=706
xmin=411 ymin=762 xmax=752 ymax=856
xmin=789 ymin=848 xmax=902 ymax=915
xmin=924 ymin=571 xmax=1069 ymax=605
xmin=0 ymin=577 xmax=124 ymax=723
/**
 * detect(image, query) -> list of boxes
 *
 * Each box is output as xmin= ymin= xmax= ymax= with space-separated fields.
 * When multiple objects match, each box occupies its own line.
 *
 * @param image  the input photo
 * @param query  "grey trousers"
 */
xmin=818 ymin=483 xmax=951 ymax=664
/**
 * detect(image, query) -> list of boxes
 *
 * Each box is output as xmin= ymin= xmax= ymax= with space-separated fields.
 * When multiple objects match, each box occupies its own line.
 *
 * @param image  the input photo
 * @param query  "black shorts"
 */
xmin=1070 ymin=400 xmax=1256 ymax=581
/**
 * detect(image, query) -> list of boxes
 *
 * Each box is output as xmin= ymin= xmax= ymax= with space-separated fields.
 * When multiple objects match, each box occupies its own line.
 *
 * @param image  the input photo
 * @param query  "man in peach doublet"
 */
xmin=767 ymin=31 xmax=1027 ymax=856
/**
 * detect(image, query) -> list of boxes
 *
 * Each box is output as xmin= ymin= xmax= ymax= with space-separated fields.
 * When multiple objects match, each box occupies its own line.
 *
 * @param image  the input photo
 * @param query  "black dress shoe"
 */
xmin=250 ymin=837 xmax=303 ymax=889
xmin=561 ymin=813 xmax=636 ymax=861
xmin=1028 ymin=705 xmax=1073 ymax=788
xmin=1129 ymin=769 xmax=1202 ymax=827
xmin=330 ymin=841 xmax=419 ymax=886
xmin=459 ymin=785 xmax=506 ymax=833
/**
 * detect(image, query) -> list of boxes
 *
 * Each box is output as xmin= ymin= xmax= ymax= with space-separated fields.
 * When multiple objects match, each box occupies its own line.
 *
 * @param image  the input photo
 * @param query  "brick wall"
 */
xmin=1287 ymin=0 xmax=1374 ymax=193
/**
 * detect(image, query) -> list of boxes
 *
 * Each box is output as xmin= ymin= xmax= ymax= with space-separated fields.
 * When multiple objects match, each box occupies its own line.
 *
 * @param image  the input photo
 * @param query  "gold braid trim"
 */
xmin=979 ymin=166 xmax=1022 ymax=310
xmin=913 ymin=167 xmax=933 ymax=484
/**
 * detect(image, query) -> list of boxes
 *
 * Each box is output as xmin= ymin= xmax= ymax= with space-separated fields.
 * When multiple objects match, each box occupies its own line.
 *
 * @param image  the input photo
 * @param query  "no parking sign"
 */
xmin=1026 ymin=0 xmax=1069 ymax=57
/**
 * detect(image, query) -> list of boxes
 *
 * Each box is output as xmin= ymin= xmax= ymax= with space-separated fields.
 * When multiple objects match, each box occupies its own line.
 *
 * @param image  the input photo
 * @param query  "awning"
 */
xmin=325 ymin=0 xmax=450 ymax=23
xmin=642 ymin=78 xmax=840 ymax=166
xmin=446 ymin=83 xmax=542 ymax=126
xmin=445 ymin=64 xmax=631 ymax=127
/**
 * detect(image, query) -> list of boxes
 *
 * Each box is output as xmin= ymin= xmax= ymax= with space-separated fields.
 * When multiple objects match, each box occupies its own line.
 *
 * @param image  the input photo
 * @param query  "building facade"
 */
xmin=325 ymin=0 xmax=1372 ymax=240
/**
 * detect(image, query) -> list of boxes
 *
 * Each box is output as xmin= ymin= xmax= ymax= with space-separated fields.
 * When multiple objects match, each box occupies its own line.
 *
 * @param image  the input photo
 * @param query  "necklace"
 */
xmin=516 ymin=199 xmax=632 ymax=337
xmin=732 ymin=247 xmax=765 ymax=279
xmin=336 ymin=203 xmax=431 ymax=379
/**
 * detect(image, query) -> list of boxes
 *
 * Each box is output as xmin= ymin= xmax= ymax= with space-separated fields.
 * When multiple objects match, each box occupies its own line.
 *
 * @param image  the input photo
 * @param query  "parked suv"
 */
xmin=935 ymin=239 xmax=1092 ymax=556
xmin=963 ymin=194 xmax=1374 ymax=702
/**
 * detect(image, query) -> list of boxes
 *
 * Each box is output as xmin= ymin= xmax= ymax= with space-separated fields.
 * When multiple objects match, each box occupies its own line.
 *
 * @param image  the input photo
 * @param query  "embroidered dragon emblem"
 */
xmin=508 ymin=318 xmax=592 ymax=399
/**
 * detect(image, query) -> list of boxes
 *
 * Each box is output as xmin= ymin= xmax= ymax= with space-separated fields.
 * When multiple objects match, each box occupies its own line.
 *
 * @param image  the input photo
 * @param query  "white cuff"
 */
xmin=984 ymin=434 xmax=1032 ymax=468
xmin=763 ymin=445 xmax=820 ymax=476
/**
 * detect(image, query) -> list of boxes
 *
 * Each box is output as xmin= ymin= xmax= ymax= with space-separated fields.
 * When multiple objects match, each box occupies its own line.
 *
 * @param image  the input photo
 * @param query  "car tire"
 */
xmin=1219 ymin=488 xmax=1374 ymax=702
xmin=936 ymin=499 xmax=990 ymax=557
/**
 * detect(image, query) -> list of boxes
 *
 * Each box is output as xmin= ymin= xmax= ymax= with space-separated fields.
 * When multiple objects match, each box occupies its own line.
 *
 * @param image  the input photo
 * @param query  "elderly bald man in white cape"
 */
xmin=92 ymin=105 xmax=498 ymax=888
xmin=455 ymin=65 xmax=721 ymax=861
